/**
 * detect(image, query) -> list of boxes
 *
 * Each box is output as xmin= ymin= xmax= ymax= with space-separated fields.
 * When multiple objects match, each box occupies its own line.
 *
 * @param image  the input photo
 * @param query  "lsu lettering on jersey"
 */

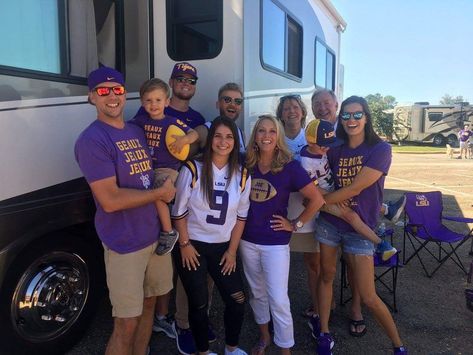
xmin=171 ymin=160 xmax=251 ymax=243
xmin=300 ymin=146 xmax=334 ymax=192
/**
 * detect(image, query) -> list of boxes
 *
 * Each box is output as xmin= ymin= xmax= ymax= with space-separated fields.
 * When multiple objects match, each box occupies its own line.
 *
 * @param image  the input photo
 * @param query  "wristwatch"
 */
xmin=292 ymin=219 xmax=304 ymax=231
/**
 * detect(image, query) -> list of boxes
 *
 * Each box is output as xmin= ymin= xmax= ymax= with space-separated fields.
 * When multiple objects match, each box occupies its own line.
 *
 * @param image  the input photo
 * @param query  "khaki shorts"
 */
xmin=154 ymin=167 xmax=179 ymax=188
xmin=289 ymin=232 xmax=320 ymax=253
xmin=103 ymin=242 xmax=173 ymax=318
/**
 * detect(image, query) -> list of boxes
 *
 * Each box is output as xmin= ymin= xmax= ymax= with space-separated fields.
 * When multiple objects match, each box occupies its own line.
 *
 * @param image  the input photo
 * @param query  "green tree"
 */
xmin=364 ymin=93 xmax=397 ymax=138
xmin=440 ymin=94 xmax=465 ymax=105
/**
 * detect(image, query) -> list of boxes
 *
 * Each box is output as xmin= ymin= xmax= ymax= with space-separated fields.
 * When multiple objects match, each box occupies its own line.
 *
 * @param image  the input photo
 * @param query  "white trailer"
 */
xmin=0 ymin=0 xmax=345 ymax=352
xmin=392 ymin=102 xmax=473 ymax=146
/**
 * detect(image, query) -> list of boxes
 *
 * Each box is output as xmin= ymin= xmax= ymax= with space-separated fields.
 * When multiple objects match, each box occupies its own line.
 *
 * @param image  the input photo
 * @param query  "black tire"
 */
xmin=447 ymin=134 xmax=458 ymax=147
xmin=432 ymin=134 xmax=445 ymax=146
xmin=0 ymin=234 xmax=104 ymax=355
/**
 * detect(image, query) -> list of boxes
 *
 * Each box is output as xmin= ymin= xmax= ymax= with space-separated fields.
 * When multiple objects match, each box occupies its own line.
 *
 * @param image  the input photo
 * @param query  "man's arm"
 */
xmin=90 ymin=176 xmax=175 ymax=213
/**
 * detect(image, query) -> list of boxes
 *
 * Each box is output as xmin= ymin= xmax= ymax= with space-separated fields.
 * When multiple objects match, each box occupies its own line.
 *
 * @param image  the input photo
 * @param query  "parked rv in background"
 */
xmin=392 ymin=102 xmax=473 ymax=146
xmin=0 ymin=0 xmax=345 ymax=353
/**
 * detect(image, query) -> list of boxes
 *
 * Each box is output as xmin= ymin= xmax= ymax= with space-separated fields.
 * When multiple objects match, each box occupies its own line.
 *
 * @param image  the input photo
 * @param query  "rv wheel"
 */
xmin=433 ymin=134 xmax=445 ymax=146
xmin=447 ymin=134 xmax=458 ymax=147
xmin=0 ymin=235 xmax=104 ymax=354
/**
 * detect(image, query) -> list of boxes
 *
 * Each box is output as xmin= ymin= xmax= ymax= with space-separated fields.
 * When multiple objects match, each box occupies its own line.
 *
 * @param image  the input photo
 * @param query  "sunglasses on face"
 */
xmin=175 ymin=76 xmax=197 ymax=85
xmin=220 ymin=96 xmax=244 ymax=106
xmin=280 ymin=94 xmax=301 ymax=102
xmin=340 ymin=111 xmax=364 ymax=121
xmin=94 ymin=85 xmax=126 ymax=96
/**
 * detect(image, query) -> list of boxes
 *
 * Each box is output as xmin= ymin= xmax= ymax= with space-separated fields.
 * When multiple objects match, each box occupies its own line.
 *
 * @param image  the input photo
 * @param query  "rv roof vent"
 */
xmin=414 ymin=102 xmax=430 ymax=105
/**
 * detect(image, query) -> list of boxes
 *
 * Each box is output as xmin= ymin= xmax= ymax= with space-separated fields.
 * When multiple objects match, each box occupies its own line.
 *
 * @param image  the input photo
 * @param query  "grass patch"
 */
xmin=390 ymin=143 xmax=445 ymax=153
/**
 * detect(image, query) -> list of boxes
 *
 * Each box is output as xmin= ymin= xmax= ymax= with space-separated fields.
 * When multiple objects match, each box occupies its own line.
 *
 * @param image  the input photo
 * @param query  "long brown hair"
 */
xmin=200 ymin=117 xmax=241 ymax=204
xmin=246 ymin=114 xmax=292 ymax=174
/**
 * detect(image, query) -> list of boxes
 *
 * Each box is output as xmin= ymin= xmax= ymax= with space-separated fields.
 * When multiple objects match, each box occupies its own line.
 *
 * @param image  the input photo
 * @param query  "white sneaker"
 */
xmin=225 ymin=347 xmax=248 ymax=355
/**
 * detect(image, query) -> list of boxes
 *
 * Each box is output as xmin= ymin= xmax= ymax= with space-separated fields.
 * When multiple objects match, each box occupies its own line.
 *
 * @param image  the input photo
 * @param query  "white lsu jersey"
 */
xmin=300 ymin=149 xmax=334 ymax=192
xmin=171 ymin=160 xmax=251 ymax=243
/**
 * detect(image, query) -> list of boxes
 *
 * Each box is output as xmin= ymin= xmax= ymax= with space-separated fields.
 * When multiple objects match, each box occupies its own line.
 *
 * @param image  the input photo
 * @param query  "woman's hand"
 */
xmin=219 ymin=250 xmax=237 ymax=275
xmin=270 ymin=214 xmax=293 ymax=232
xmin=180 ymin=243 xmax=200 ymax=271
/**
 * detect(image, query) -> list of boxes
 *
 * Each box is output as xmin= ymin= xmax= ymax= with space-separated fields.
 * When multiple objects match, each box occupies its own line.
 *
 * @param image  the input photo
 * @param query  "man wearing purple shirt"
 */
xmin=75 ymin=67 xmax=175 ymax=355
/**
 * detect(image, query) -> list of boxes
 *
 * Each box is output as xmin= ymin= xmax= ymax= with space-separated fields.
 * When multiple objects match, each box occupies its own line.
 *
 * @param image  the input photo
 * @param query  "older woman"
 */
xmin=276 ymin=95 xmax=322 ymax=336
xmin=315 ymin=96 xmax=407 ymax=355
xmin=240 ymin=115 xmax=324 ymax=355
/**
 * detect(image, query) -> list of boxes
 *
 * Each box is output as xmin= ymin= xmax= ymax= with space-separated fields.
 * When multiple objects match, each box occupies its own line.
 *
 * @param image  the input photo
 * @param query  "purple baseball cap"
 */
xmin=305 ymin=119 xmax=343 ymax=148
xmin=170 ymin=62 xmax=198 ymax=79
xmin=88 ymin=66 xmax=125 ymax=90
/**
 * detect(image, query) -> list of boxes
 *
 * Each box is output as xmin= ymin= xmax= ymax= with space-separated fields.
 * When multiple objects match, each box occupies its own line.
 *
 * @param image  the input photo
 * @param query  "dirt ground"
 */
xmin=69 ymin=153 xmax=473 ymax=355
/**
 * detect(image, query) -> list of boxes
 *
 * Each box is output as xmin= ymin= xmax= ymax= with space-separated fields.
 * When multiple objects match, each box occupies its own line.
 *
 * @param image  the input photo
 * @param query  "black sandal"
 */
xmin=349 ymin=319 xmax=367 ymax=337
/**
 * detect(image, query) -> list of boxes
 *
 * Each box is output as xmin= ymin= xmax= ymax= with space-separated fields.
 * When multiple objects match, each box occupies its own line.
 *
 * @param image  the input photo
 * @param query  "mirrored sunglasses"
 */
xmin=94 ymin=85 xmax=126 ymax=96
xmin=175 ymin=76 xmax=197 ymax=85
xmin=279 ymin=94 xmax=301 ymax=102
xmin=340 ymin=111 xmax=364 ymax=121
xmin=220 ymin=96 xmax=243 ymax=106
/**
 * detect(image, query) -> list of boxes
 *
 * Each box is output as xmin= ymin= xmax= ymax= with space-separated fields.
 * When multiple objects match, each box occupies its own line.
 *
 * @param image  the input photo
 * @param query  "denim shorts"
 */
xmin=315 ymin=217 xmax=374 ymax=256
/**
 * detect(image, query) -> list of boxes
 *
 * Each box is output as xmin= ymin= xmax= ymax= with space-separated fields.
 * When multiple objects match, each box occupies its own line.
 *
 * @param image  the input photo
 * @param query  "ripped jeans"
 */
xmin=174 ymin=240 xmax=245 ymax=352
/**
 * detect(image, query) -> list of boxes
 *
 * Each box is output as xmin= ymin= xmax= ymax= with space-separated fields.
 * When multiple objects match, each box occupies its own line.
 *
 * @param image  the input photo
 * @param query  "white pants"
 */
xmin=239 ymin=240 xmax=294 ymax=348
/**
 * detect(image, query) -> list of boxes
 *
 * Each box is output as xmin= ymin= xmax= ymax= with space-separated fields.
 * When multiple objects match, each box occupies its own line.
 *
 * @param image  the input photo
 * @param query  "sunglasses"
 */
xmin=220 ymin=96 xmax=244 ymax=106
xmin=280 ymin=94 xmax=301 ymax=102
xmin=175 ymin=76 xmax=197 ymax=85
xmin=94 ymin=85 xmax=126 ymax=96
xmin=340 ymin=111 xmax=364 ymax=121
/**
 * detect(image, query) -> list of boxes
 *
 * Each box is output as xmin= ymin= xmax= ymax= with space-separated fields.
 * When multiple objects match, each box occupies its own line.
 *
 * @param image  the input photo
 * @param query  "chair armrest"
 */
xmin=443 ymin=216 xmax=473 ymax=224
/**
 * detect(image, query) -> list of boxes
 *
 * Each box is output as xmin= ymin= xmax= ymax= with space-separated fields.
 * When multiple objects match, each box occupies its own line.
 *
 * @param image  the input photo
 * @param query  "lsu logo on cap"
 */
xmin=250 ymin=178 xmax=277 ymax=202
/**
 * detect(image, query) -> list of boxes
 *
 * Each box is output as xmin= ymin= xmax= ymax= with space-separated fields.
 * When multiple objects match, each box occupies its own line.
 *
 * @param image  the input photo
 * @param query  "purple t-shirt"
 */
xmin=321 ymin=141 xmax=391 ymax=232
xmin=242 ymin=160 xmax=312 ymax=245
xmin=459 ymin=129 xmax=472 ymax=142
xmin=130 ymin=115 xmax=192 ymax=170
xmin=74 ymin=120 xmax=159 ymax=253
xmin=135 ymin=106 xmax=206 ymax=129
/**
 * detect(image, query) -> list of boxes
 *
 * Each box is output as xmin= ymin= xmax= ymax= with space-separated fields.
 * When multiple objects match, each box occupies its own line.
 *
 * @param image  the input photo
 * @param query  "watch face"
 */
xmin=296 ymin=220 xmax=303 ymax=228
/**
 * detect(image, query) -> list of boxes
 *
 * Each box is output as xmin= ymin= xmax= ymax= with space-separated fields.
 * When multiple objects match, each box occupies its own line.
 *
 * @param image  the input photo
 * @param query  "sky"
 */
xmin=331 ymin=0 xmax=473 ymax=105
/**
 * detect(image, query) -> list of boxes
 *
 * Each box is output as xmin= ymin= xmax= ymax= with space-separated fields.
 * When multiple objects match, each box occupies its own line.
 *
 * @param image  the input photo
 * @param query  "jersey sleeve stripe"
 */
xmin=182 ymin=160 xmax=198 ymax=188
xmin=171 ymin=210 xmax=189 ymax=220
xmin=237 ymin=216 xmax=247 ymax=221
xmin=240 ymin=167 xmax=248 ymax=192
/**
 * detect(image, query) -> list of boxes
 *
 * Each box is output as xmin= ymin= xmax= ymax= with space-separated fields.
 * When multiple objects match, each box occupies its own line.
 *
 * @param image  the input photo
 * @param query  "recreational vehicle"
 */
xmin=0 ymin=0 xmax=345 ymax=352
xmin=392 ymin=102 xmax=473 ymax=146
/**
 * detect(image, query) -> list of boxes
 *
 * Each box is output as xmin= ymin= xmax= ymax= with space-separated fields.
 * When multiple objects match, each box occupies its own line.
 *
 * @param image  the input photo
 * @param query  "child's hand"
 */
xmin=169 ymin=135 xmax=187 ymax=153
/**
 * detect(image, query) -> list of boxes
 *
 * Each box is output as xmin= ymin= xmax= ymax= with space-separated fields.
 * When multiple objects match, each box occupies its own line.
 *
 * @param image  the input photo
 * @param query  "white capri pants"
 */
xmin=239 ymin=239 xmax=294 ymax=348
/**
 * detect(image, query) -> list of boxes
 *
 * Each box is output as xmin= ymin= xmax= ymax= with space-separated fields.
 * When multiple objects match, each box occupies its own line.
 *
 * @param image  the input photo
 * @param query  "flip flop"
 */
xmin=349 ymin=319 xmax=367 ymax=337
xmin=251 ymin=339 xmax=270 ymax=355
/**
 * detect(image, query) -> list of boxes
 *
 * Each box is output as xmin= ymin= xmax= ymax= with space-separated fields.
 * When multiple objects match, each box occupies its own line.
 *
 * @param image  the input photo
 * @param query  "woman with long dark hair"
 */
xmin=315 ymin=96 xmax=407 ymax=355
xmin=172 ymin=117 xmax=251 ymax=355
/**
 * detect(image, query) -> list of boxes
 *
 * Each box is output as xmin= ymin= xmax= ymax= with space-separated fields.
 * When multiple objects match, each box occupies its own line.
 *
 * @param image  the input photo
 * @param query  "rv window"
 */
xmin=0 ymin=0 xmax=63 ymax=74
xmin=315 ymin=38 xmax=335 ymax=91
xmin=261 ymin=0 xmax=303 ymax=79
xmin=166 ymin=0 xmax=223 ymax=61
xmin=428 ymin=112 xmax=443 ymax=122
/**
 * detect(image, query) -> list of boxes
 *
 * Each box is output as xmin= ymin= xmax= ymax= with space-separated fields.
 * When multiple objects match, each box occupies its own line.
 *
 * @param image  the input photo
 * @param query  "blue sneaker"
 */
xmin=307 ymin=314 xmax=321 ymax=340
xmin=385 ymin=196 xmax=406 ymax=223
xmin=152 ymin=314 xmax=176 ymax=338
xmin=316 ymin=332 xmax=334 ymax=355
xmin=394 ymin=346 xmax=408 ymax=354
xmin=376 ymin=240 xmax=397 ymax=261
xmin=208 ymin=322 xmax=217 ymax=343
xmin=173 ymin=322 xmax=196 ymax=355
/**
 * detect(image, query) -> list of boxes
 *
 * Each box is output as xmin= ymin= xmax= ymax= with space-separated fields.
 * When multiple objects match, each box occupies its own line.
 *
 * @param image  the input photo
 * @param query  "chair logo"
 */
xmin=415 ymin=194 xmax=430 ymax=207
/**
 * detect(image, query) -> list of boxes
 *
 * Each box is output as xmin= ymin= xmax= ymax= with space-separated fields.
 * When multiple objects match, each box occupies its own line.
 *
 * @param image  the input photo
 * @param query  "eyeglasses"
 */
xmin=175 ymin=76 xmax=197 ymax=85
xmin=340 ymin=111 xmax=364 ymax=121
xmin=279 ymin=94 xmax=301 ymax=102
xmin=220 ymin=96 xmax=244 ymax=106
xmin=94 ymin=85 xmax=126 ymax=96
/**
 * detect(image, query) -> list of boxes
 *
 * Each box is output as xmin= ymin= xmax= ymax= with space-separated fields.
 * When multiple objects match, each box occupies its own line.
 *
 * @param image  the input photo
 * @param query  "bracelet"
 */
xmin=179 ymin=240 xmax=191 ymax=248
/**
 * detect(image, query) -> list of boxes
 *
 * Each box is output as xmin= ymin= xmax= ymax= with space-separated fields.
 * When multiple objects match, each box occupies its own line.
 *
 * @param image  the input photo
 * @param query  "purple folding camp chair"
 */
xmin=402 ymin=191 xmax=473 ymax=278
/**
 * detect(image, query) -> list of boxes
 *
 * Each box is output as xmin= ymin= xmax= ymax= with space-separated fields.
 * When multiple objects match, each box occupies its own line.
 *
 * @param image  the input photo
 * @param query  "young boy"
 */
xmin=301 ymin=119 xmax=397 ymax=261
xmin=131 ymin=78 xmax=199 ymax=255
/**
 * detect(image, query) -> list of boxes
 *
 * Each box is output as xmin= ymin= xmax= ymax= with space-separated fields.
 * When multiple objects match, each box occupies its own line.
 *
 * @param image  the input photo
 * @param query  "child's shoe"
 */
xmin=156 ymin=229 xmax=179 ymax=255
xmin=394 ymin=345 xmax=408 ymax=354
xmin=376 ymin=240 xmax=397 ymax=261
xmin=316 ymin=332 xmax=334 ymax=355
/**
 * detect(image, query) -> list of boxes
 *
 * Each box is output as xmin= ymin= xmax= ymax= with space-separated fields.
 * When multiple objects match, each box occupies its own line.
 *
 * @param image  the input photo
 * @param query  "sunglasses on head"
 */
xmin=175 ymin=76 xmax=197 ymax=85
xmin=280 ymin=94 xmax=301 ymax=102
xmin=340 ymin=111 xmax=364 ymax=121
xmin=94 ymin=85 xmax=126 ymax=96
xmin=220 ymin=96 xmax=244 ymax=106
